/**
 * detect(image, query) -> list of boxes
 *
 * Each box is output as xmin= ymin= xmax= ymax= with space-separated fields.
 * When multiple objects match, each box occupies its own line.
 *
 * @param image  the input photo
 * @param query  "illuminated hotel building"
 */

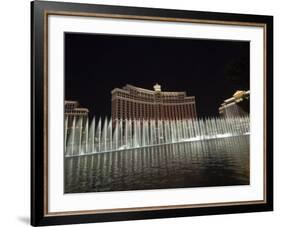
xmin=64 ymin=101 xmax=89 ymax=141
xmin=65 ymin=100 xmax=89 ymax=119
xmin=111 ymin=84 xmax=197 ymax=123
xmin=219 ymin=90 xmax=250 ymax=118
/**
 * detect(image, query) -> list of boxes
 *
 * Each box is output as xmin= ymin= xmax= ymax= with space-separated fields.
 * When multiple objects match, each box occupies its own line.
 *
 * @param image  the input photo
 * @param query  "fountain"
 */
xmin=65 ymin=116 xmax=250 ymax=157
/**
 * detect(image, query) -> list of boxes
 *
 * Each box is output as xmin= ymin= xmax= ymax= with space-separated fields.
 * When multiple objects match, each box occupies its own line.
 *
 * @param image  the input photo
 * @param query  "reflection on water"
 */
xmin=64 ymin=135 xmax=249 ymax=193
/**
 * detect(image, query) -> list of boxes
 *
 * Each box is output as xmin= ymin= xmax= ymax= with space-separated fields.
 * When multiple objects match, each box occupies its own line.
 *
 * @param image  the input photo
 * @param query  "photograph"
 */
xmin=31 ymin=1 xmax=273 ymax=225
xmin=63 ymin=33 xmax=250 ymax=193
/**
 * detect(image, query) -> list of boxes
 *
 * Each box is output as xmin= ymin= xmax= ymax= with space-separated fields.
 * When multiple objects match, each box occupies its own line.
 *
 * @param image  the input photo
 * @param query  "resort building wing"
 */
xmin=111 ymin=84 xmax=197 ymax=122
xmin=219 ymin=90 xmax=250 ymax=118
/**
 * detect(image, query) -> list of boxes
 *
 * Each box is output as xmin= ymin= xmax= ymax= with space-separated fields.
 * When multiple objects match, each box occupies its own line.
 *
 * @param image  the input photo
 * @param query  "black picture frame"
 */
xmin=31 ymin=0 xmax=273 ymax=226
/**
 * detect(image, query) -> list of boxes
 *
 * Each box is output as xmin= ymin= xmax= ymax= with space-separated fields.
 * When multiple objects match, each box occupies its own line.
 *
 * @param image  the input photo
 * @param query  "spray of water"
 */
xmin=65 ymin=116 xmax=249 ymax=157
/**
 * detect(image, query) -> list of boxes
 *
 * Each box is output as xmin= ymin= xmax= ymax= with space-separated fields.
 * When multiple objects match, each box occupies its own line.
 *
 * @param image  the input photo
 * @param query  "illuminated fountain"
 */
xmin=65 ymin=116 xmax=250 ymax=157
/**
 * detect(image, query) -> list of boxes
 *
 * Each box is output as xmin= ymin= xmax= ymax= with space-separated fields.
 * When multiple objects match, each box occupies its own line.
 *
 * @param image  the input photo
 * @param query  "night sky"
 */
xmin=65 ymin=33 xmax=249 ymax=119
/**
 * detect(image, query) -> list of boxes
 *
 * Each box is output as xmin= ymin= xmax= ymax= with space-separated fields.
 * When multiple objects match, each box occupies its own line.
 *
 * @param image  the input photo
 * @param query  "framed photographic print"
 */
xmin=31 ymin=0 xmax=273 ymax=226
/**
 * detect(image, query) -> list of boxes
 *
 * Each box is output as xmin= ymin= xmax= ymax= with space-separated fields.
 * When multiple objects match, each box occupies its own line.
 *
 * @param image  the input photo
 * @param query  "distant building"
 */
xmin=65 ymin=100 xmax=89 ymax=119
xmin=111 ymin=84 xmax=197 ymax=123
xmin=64 ymin=101 xmax=89 ymax=116
xmin=219 ymin=90 xmax=250 ymax=118
xmin=64 ymin=101 xmax=89 ymax=148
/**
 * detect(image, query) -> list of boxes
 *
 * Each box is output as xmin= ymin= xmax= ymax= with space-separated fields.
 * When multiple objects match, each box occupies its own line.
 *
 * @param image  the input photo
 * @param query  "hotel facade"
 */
xmin=219 ymin=90 xmax=250 ymax=118
xmin=111 ymin=84 xmax=197 ymax=123
xmin=64 ymin=101 xmax=89 ymax=148
xmin=65 ymin=100 xmax=89 ymax=120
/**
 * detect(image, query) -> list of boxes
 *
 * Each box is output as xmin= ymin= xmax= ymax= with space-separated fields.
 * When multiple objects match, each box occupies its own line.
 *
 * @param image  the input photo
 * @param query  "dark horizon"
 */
xmin=65 ymin=33 xmax=249 ymax=119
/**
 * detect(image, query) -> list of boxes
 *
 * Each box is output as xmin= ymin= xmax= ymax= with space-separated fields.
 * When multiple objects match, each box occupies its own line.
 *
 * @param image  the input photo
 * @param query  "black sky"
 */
xmin=65 ymin=33 xmax=249 ymax=119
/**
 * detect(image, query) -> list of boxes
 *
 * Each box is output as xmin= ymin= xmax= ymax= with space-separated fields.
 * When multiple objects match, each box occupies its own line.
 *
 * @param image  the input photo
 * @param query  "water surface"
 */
xmin=64 ymin=135 xmax=249 ymax=193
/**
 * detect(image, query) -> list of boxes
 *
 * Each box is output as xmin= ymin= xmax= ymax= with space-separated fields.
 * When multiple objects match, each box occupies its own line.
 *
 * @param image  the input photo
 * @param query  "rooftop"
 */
xmin=116 ymin=84 xmax=188 ymax=96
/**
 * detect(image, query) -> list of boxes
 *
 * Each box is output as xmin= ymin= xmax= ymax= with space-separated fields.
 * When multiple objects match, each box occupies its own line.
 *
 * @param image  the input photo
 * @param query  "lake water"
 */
xmin=64 ymin=135 xmax=249 ymax=193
